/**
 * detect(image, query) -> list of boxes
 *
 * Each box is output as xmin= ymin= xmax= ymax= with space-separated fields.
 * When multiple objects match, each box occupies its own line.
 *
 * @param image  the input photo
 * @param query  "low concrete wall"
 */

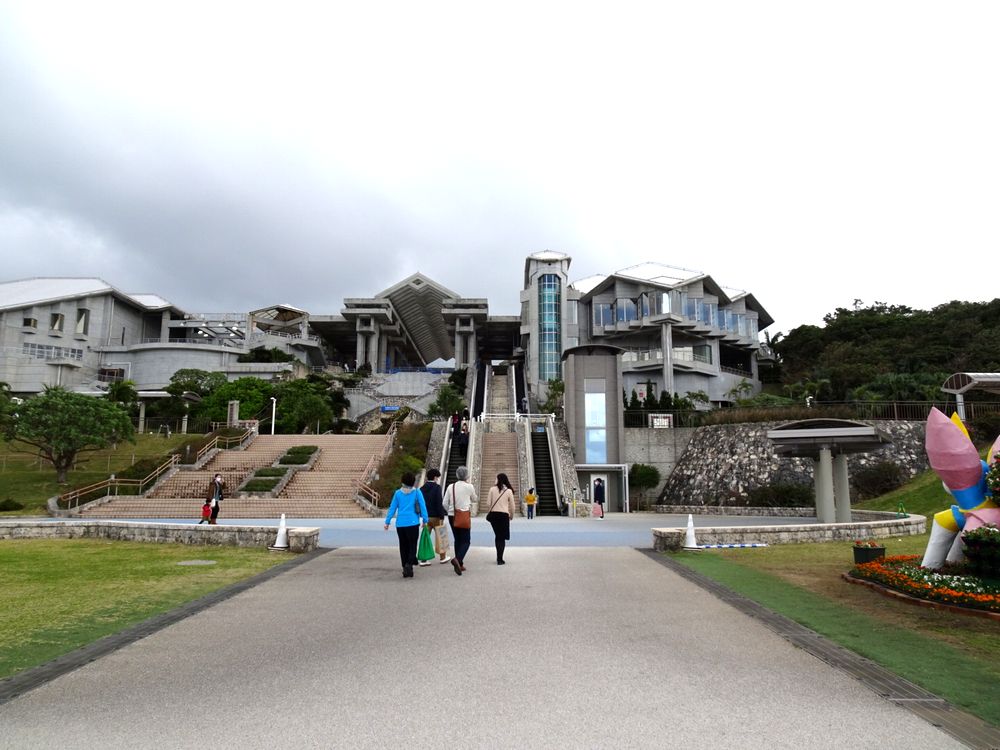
xmin=652 ymin=511 xmax=926 ymax=551
xmin=0 ymin=521 xmax=319 ymax=552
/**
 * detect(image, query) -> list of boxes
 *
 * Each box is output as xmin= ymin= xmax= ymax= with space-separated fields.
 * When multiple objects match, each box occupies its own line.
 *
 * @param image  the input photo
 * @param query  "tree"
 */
xmin=272 ymin=379 xmax=334 ymax=433
xmin=105 ymin=379 xmax=138 ymax=409
xmin=628 ymin=463 xmax=661 ymax=511
xmin=166 ymin=369 xmax=228 ymax=398
xmin=200 ymin=377 xmax=275 ymax=425
xmin=427 ymin=384 xmax=465 ymax=419
xmin=725 ymin=379 xmax=754 ymax=402
xmin=4 ymin=387 xmax=135 ymax=483
xmin=540 ymin=379 xmax=565 ymax=416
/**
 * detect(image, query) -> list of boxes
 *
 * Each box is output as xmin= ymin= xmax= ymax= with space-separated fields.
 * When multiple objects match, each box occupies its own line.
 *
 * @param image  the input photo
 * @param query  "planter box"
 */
xmin=853 ymin=546 xmax=886 ymax=564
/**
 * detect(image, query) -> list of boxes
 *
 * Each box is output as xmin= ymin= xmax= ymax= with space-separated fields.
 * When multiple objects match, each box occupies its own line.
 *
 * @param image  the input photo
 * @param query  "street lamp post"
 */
xmin=270 ymin=397 xmax=277 ymax=435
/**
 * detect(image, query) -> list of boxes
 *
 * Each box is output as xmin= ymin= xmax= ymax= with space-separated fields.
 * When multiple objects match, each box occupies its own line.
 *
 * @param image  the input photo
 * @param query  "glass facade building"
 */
xmin=538 ymin=273 xmax=562 ymax=381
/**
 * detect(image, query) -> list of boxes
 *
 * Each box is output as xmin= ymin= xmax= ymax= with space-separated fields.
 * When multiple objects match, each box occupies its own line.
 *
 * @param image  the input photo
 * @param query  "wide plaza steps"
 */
xmin=80 ymin=433 xmax=392 ymax=519
xmin=477 ymin=433 xmax=521 ymax=515
xmin=78 ymin=497 xmax=370 ymax=519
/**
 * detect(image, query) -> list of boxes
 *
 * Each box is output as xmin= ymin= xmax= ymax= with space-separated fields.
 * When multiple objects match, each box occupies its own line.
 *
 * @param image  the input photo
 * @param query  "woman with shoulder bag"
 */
xmin=485 ymin=473 xmax=516 ymax=565
xmin=443 ymin=465 xmax=477 ymax=576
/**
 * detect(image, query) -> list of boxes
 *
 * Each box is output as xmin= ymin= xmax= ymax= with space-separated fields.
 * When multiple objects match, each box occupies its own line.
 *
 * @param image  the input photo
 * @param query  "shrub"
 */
xmin=278 ymin=454 xmax=311 ymax=465
xmin=746 ymin=483 xmax=814 ymax=507
xmin=242 ymin=478 xmax=280 ymax=493
xmin=371 ymin=423 xmax=433 ymax=506
xmin=851 ymin=461 xmax=905 ymax=500
xmin=254 ymin=468 xmax=288 ymax=478
xmin=285 ymin=445 xmax=318 ymax=455
xmin=0 ymin=498 xmax=25 ymax=511
xmin=970 ymin=412 xmax=1000 ymax=446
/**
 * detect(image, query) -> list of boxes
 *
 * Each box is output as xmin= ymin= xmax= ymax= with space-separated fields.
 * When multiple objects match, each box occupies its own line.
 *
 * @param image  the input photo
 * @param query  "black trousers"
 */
xmin=396 ymin=524 xmax=420 ymax=567
xmin=448 ymin=516 xmax=471 ymax=563
xmin=487 ymin=511 xmax=509 ymax=562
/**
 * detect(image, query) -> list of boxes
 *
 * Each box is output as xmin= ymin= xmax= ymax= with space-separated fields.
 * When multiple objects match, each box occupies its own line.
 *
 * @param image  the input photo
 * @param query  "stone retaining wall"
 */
xmin=659 ymin=420 xmax=927 ymax=505
xmin=651 ymin=512 xmax=926 ymax=551
xmin=0 ymin=521 xmax=319 ymax=552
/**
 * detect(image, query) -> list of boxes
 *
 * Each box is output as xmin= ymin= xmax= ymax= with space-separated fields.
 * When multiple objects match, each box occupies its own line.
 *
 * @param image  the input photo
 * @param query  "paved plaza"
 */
xmin=0 ymin=542 xmax=966 ymax=749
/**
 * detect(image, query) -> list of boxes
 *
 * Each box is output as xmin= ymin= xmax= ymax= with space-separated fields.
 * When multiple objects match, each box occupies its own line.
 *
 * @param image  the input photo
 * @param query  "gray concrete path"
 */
xmin=0 ymin=547 xmax=962 ymax=749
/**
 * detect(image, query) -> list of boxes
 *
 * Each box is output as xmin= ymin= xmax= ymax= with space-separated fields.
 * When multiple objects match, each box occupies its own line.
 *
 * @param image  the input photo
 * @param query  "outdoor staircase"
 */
xmin=530 ymin=429 xmax=559 ymax=516
xmin=477 ymin=433 xmax=521 ymax=515
xmin=79 ymin=434 xmax=391 ymax=519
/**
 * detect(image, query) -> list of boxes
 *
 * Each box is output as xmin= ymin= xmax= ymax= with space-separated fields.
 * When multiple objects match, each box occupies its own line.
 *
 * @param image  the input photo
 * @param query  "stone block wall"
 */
xmin=0 ymin=521 xmax=319 ymax=552
xmin=659 ymin=420 xmax=927 ymax=505
xmin=623 ymin=426 xmax=697 ymax=498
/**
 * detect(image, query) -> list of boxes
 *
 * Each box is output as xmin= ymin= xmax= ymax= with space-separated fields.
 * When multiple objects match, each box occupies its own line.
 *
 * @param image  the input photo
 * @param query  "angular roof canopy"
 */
xmin=767 ymin=419 xmax=892 ymax=458
xmin=941 ymin=372 xmax=1000 ymax=395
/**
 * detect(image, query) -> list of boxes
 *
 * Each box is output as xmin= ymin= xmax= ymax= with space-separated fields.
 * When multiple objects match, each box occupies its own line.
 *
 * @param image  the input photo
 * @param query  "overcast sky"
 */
xmin=1 ymin=1 xmax=998 ymax=335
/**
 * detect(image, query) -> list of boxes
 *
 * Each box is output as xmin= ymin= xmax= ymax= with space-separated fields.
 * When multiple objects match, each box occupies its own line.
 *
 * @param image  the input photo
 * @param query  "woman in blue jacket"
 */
xmin=384 ymin=471 xmax=428 ymax=578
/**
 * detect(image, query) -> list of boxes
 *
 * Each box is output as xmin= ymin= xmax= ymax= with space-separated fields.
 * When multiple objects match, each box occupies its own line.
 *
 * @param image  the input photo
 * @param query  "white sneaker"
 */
xmin=418 ymin=561 xmax=432 ymax=567
xmin=439 ymin=556 xmax=452 ymax=564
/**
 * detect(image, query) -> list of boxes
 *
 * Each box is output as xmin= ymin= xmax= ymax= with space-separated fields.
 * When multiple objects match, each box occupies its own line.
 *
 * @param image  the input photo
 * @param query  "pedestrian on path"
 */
xmin=383 ymin=472 xmax=428 ymax=578
xmin=205 ymin=473 xmax=225 ymax=524
xmin=524 ymin=487 xmax=537 ymax=520
xmin=443 ymin=465 xmax=477 ymax=575
xmin=485 ymin=473 xmax=516 ymax=565
xmin=421 ymin=468 xmax=451 ymax=565
xmin=593 ymin=478 xmax=605 ymax=520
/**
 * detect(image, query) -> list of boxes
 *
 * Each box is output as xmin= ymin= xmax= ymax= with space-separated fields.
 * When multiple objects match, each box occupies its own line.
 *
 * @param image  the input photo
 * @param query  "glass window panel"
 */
xmin=584 ymin=392 xmax=606 ymax=427
xmin=585 ymin=429 xmax=607 ymax=463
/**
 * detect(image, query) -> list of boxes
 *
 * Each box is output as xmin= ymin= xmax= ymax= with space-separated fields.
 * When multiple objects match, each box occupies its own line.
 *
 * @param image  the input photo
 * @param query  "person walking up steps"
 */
xmin=383 ymin=472 xmax=428 ymax=578
xmin=421 ymin=468 xmax=451 ymax=565
xmin=443 ymin=465 xmax=477 ymax=576
xmin=485 ymin=473 xmax=516 ymax=565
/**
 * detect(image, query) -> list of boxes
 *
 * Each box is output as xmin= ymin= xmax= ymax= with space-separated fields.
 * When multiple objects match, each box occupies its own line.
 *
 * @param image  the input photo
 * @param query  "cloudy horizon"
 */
xmin=2 ymin=1 xmax=998 ymax=333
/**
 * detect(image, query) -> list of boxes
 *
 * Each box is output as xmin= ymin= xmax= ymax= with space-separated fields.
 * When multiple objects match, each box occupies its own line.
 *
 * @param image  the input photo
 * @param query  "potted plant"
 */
xmin=852 ymin=539 xmax=886 ymax=564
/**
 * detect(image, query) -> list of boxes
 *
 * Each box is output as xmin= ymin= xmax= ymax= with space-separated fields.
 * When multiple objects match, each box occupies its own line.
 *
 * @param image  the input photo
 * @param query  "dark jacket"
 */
xmin=421 ymin=481 xmax=446 ymax=518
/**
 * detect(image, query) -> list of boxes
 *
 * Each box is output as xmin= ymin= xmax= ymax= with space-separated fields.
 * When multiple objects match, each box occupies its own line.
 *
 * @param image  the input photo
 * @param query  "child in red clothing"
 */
xmin=199 ymin=501 xmax=211 ymax=524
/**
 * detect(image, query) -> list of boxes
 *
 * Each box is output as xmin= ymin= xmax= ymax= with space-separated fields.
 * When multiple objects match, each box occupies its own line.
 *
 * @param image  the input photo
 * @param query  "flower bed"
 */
xmin=850 ymin=555 xmax=1000 ymax=614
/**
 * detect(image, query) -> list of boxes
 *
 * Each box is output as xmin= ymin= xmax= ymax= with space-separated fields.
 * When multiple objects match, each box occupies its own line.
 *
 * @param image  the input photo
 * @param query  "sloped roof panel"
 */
xmin=0 ymin=278 xmax=113 ymax=310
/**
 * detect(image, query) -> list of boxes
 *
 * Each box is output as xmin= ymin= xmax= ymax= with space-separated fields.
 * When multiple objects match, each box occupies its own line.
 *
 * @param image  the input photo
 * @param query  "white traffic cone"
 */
xmin=269 ymin=513 xmax=289 ymax=551
xmin=682 ymin=514 xmax=701 ymax=551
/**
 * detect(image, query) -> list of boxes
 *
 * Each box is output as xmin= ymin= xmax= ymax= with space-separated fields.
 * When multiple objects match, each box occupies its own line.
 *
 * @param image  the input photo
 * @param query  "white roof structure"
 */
xmin=0 ymin=277 xmax=182 ymax=313
xmin=941 ymin=373 xmax=1000 ymax=395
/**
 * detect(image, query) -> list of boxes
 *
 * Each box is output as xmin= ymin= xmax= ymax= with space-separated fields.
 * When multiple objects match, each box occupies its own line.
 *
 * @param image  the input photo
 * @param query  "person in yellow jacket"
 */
xmin=524 ymin=487 xmax=537 ymax=520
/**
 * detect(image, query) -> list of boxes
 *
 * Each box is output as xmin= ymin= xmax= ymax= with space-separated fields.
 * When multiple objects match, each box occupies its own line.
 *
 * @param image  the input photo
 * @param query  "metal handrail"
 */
xmin=195 ymin=427 xmax=255 ymax=463
xmin=59 ymin=454 xmax=180 ymax=510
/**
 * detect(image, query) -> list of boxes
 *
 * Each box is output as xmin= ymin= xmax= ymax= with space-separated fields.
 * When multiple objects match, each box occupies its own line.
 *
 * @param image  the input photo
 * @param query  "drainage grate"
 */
xmin=642 ymin=550 xmax=1000 ymax=750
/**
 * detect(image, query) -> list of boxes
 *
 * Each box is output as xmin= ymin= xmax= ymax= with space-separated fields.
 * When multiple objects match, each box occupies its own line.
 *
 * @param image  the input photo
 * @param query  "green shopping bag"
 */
xmin=417 ymin=525 xmax=435 ymax=562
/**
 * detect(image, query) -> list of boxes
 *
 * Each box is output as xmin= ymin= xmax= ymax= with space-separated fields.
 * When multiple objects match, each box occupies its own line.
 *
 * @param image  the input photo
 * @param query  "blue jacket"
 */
xmin=384 ymin=487 xmax=428 ymax=528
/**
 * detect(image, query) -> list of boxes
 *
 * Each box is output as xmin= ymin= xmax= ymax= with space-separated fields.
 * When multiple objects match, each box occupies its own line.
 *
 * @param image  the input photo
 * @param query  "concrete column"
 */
xmin=300 ymin=319 xmax=308 ymax=339
xmin=378 ymin=334 xmax=388 ymax=372
xmin=814 ymin=447 xmax=835 ymax=523
xmin=355 ymin=333 xmax=366 ymax=368
xmin=469 ymin=329 xmax=477 ymax=366
xmin=660 ymin=323 xmax=674 ymax=397
xmin=454 ymin=329 xmax=463 ymax=367
xmin=369 ymin=329 xmax=380 ymax=371
xmin=181 ymin=411 xmax=189 ymax=434
xmin=833 ymin=453 xmax=852 ymax=523
xmin=138 ymin=401 xmax=147 ymax=434
xmin=160 ymin=311 xmax=170 ymax=342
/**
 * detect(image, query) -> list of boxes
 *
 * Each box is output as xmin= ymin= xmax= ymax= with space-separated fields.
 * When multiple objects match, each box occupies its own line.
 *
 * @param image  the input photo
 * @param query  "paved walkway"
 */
xmin=0 ymin=547 xmax=962 ymax=749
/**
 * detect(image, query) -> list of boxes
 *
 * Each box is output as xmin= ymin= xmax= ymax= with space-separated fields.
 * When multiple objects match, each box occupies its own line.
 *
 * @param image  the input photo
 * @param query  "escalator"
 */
xmin=444 ymin=430 xmax=467 ymax=488
xmin=514 ymin=362 xmax=526 ymax=413
xmin=472 ymin=361 xmax=487 ymax=418
xmin=530 ymin=428 xmax=560 ymax=516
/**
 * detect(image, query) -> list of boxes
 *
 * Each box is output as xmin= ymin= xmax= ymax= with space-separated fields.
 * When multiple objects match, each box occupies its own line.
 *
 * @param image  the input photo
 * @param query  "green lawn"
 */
xmin=0 ymin=539 xmax=289 ymax=679
xmin=670 ymin=537 xmax=1000 ymax=727
xmin=0 ymin=434 xmax=193 ymax=515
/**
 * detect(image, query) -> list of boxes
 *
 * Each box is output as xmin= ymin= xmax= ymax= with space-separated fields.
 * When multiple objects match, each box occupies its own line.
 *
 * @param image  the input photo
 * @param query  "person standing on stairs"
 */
xmin=383 ymin=472 xmax=428 ymax=578
xmin=443 ymin=465 xmax=477 ymax=575
xmin=421 ymin=468 xmax=451 ymax=565
xmin=485 ymin=473 xmax=516 ymax=565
